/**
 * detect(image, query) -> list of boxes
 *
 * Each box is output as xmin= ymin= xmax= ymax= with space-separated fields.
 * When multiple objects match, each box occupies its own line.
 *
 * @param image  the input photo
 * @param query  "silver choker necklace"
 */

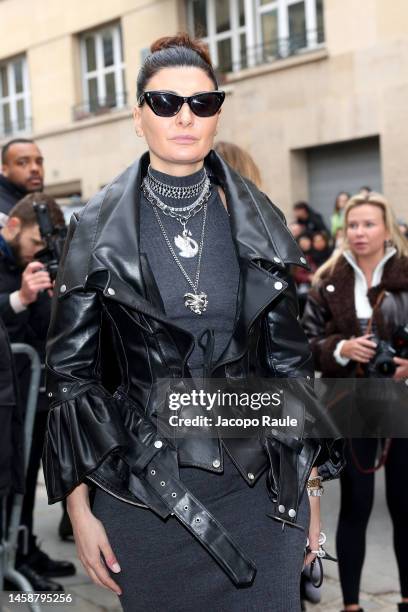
xmin=147 ymin=165 xmax=207 ymax=200
xmin=142 ymin=173 xmax=211 ymax=259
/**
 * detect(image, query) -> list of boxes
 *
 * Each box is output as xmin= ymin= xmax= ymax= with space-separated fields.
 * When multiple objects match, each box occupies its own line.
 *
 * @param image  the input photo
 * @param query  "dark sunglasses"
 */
xmin=138 ymin=90 xmax=225 ymax=117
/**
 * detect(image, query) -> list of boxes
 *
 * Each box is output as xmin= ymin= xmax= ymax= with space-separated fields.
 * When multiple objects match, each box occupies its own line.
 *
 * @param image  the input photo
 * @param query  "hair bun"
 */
xmin=150 ymin=33 xmax=213 ymax=68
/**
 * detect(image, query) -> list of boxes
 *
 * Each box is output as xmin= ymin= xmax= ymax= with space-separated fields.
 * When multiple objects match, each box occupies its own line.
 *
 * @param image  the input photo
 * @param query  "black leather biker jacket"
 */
xmin=43 ymin=150 xmax=343 ymax=586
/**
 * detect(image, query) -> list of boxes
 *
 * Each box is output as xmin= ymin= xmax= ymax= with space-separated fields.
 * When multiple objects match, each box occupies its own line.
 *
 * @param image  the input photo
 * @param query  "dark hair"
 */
xmin=293 ymin=201 xmax=310 ymax=213
xmin=297 ymin=232 xmax=313 ymax=241
xmin=1 ymin=138 xmax=35 ymax=165
xmin=136 ymin=32 xmax=218 ymax=100
xmin=8 ymin=193 xmax=65 ymax=228
xmin=334 ymin=191 xmax=350 ymax=212
xmin=312 ymin=230 xmax=330 ymax=244
xmin=359 ymin=185 xmax=372 ymax=192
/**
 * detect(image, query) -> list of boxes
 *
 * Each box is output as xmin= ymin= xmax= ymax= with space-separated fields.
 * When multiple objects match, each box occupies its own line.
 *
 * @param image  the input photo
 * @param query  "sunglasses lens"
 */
xmin=190 ymin=92 xmax=224 ymax=117
xmin=147 ymin=93 xmax=181 ymax=116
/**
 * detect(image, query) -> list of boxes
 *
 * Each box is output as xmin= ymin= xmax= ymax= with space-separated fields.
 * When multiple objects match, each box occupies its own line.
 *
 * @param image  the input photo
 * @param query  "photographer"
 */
xmin=302 ymin=192 xmax=408 ymax=612
xmin=0 ymin=194 xmax=75 ymax=592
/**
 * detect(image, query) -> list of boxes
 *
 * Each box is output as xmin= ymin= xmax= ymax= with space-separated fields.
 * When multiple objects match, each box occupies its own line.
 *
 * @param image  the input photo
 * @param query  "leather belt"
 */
xmin=117 ymin=388 xmax=256 ymax=586
xmin=128 ymin=446 xmax=256 ymax=587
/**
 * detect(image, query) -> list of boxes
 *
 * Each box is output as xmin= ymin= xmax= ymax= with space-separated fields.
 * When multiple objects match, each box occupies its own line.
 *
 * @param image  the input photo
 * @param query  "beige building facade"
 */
xmin=0 ymin=0 xmax=407 ymax=221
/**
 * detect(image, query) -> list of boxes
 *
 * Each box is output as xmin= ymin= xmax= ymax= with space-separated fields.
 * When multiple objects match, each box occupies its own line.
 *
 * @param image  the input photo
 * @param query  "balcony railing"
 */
xmin=0 ymin=116 xmax=32 ymax=140
xmin=72 ymin=91 xmax=128 ymax=121
xmin=219 ymin=27 xmax=325 ymax=75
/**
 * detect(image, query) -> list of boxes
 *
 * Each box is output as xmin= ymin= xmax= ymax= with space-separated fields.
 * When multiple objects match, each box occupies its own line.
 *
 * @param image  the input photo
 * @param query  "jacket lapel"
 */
xmin=204 ymin=151 xmax=302 ymax=367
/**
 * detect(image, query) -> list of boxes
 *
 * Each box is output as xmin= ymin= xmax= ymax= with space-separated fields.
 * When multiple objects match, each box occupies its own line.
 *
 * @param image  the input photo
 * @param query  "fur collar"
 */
xmin=318 ymin=253 xmax=408 ymax=341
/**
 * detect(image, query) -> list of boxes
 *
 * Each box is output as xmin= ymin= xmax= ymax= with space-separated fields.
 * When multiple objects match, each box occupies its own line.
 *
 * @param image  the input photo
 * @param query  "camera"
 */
xmin=33 ymin=201 xmax=67 ymax=281
xmin=368 ymin=325 xmax=408 ymax=377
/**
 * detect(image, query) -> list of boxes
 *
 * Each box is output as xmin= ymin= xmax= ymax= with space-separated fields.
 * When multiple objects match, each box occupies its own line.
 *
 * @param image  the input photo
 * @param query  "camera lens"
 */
xmin=375 ymin=352 xmax=397 ymax=376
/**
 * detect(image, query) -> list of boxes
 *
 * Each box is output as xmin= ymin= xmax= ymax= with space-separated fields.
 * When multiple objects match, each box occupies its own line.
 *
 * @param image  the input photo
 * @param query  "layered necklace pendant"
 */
xmin=142 ymin=165 xmax=210 ymax=315
xmin=175 ymin=225 xmax=199 ymax=258
xmin=184 ymin=292 xmax=208 ymax=315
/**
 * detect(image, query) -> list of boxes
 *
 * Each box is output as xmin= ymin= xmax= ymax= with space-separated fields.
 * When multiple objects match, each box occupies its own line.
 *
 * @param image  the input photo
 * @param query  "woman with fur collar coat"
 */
xmin=302 ymin=192 xmax=408 ymax=612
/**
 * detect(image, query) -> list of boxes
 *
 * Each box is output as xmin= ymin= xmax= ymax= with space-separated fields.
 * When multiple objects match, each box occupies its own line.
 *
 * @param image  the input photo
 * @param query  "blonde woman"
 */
xmin=302 ymin=193 xmax=408 ymax=612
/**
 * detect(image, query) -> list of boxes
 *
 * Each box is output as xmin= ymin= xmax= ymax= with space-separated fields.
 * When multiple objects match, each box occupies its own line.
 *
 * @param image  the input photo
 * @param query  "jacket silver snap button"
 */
xmin=212 ymin=459 xmax=220 ymax=468
xmin=300 ymin=256 xmax=307 ymax=264
xmin=274 ymin=281 xmax=283 ymax=290
xmin=326 ymin=284 xmax=335 ymax=292
xmin=171 ymin=492 xmax=177 ymax=498
xmin=60 ymin=284 xmax=67 ymax=293
xmin=288 ymin=509 xmax=296 ymax=518
xmin=154 ymin=440 xmax=163 ymax=449
xmin=160 ymin=481 xmax=166 ymax=486
xmin=195 ymin=517 xmax=201 ymax=523
xmin=248 ymin=472 xmax=255 ymax=480
xmin=273 ymin=256 xmax=281 ymax=263
xmin=183 ymin=505 xmax=189 ymax=511
xmin=48 ymin=392 xmax=53 ymax=397
xmin=107 ymin=287 xmax=116 ymax=296
xmin=278 ymin=504 xmax=285 ymax=513
xmin=150 ymin=469 xmax=156 ymax=476
xmin=62 ymin=387 xmax=67 ymax=392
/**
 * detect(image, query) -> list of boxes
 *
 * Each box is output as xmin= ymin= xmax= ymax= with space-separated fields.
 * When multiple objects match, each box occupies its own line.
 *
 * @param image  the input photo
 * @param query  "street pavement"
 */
xmin=1 ymin=467 xmax=401 ymax=612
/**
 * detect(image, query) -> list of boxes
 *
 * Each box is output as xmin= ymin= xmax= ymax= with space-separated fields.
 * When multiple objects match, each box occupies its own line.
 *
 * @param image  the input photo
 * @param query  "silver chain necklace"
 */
xmin=150 ymin=199 xmax=208 ymax=315
xmin=147 ymin=165 xmax=207 ymax=199
xmin=142 ymin=176 xmax=211 ymax=259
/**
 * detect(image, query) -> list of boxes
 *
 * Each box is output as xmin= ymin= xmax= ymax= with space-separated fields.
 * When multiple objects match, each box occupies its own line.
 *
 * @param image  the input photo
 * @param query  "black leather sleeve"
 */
xmin=300 ymin=286 xmax=346 ymax=475
xmin=264 ymin=270 xmax=344 ymax=476
xmin=43 ymin=216 xmax=128 ymax=504
xmin=263 ymin=269 xmax=314 ymax=378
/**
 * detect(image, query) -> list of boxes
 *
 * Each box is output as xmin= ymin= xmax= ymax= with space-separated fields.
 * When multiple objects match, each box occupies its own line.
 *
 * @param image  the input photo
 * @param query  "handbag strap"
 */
xmin=353 ymin=288 xmax=392 ymax=473
xmin=355 ymin=289 xmax=386 ymax=377
xmin=365 ymin=289 xmax=386 ymax=336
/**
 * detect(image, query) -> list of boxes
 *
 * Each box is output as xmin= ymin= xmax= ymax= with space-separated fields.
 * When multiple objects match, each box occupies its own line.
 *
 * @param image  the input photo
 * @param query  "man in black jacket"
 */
xmin=0 ymin=194 xmax=75 ymax=592
xmin=0 ymin=139 xmax=44 ymax=216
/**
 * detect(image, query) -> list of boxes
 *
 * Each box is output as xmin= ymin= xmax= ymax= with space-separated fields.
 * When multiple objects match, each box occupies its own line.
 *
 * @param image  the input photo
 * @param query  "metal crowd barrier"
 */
xmin=0 ymin=343 xmax=42 ymax=612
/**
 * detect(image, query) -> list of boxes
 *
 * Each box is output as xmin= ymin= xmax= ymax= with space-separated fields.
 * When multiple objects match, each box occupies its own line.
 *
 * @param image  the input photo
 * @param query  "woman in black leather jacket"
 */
xmin=302 ymin=192 xmax=408 ymax=612
xmin=43 ymin=34 xmax=343 ymax=611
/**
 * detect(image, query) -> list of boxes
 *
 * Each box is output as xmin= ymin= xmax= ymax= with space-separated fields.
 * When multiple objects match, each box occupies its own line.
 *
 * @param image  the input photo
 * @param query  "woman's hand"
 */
xmin=67 ymin=484 xmax=122 ymax=596
xmin=393 ymin=357 xmax=408 ymax=380
xmin=340 ymin=334 xmax=377 ymax=363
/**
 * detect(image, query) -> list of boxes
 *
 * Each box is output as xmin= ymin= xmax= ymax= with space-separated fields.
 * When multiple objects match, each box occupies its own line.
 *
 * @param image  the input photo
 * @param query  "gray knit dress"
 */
xmin=91 ymin=167 xmax=310 ymax=612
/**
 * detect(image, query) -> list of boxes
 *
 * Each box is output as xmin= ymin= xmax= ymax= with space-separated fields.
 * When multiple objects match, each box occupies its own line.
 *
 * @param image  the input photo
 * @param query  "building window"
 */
xmin=188 ymin=0 xmax=325 ymax=74
xmin=0 ymin=56 xmax=31 ymax=138
xmin=190 ymin=0 xmax=249 ymax=73
xmin=76 ymin=23 xmax=126 ymax=119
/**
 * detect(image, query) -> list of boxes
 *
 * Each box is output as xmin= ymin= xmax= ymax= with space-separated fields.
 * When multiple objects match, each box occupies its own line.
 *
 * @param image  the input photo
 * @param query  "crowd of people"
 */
xmin=0 ymin=35 xmax=407 ymax=611
xmin=0 ymin=138 xmax=76 ymax=592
